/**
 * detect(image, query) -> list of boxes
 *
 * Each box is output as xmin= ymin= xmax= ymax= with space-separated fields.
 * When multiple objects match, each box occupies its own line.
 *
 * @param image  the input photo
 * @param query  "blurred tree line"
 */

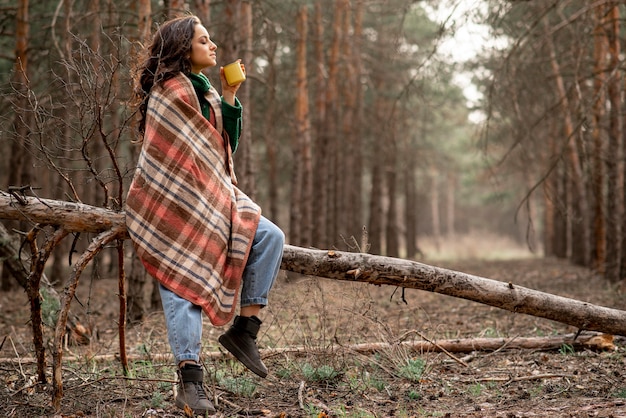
xmin=479 ymin=0 xmax=625 ymax=281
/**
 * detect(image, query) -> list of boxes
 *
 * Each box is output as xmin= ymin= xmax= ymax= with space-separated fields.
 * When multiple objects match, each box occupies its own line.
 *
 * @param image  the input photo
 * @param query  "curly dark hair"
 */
xmin=135 ymin=15 xmax=200 ymax=135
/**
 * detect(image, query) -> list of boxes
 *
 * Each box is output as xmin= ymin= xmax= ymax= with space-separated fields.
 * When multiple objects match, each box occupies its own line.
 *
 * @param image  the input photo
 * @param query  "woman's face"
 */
xmin=189 ymin=24 xmax=217 ymax=74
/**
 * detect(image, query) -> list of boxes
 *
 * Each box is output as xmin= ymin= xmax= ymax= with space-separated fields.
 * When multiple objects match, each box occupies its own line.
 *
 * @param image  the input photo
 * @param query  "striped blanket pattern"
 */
xmin=125 ymin=73 xmax=261 ymax=326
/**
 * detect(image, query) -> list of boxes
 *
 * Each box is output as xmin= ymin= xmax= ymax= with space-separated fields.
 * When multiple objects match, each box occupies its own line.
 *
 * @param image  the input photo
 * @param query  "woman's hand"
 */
xmin=220 ymin=59 xmax=245 ymax=106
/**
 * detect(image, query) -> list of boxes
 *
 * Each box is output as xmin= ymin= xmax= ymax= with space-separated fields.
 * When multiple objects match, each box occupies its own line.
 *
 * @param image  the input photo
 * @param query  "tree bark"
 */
xmin=193 ymin=0 xmax=211 ymax=26
xmin=2 ymin=192 xmax=626 ymax=337
xmin=337 ymin=0 xmax=352 ymax=247
xmin=544 ymin=16 xmax=590 ymax=266
xmin=0 ymin=190 xmax=126 ymax=233
xmin=326 ymin=0 xmax=342 ymax=248
xmin=269 ymin=332 xmax=616 ymax=356
xmin=281 ymin=245 xmax=626 ymax=337
xmin=289 ymin=5 xmax=306 ymax=246
xmin=299 ymin=5 xmax=313 ymax=248
xmin=167 ymin=0 xmax=185 ymax=17
xmin=385 ymin=133 xmax=399 ymax=257
xmin=604 ymin=4 xmax=623 ymax=282
xmin=3 ymin=0 xmax=31 ymax=292
xmin=367 ymin=73 xmax=387 ymax=255
xmin=312 ymin=1 xmax=328 ymax=248
xmin=233 ymin=1 xmax=257 ymax=199
xmin=430 ymin=164 xmax=441 ymax=250
xmin=404 ymin=146 xmax=417 ymax=259
xmin=261 ymin=28 xmax=279 ymax=222
xmin=446 ymin=173 xmax=456 ymax=237
xmin=137 ymin=0 xmax=152 ymax=42
xmin=346 ymin=0 xmax=364 ymax=247
xmin=125 ymin=0 xmax=152 ymax=325
xmin=542 ymin=179 xmax=555 ymax=257
xmin=591 ymin=3 xmax=608 ymax=274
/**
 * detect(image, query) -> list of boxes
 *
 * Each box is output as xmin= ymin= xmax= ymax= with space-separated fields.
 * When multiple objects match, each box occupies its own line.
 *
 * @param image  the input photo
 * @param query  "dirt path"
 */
xmin=1 ymin=257 xmax=625 ymax=417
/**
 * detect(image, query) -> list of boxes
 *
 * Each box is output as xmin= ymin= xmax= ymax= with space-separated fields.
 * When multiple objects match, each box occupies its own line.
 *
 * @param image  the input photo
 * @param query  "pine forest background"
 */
xmin=2 ymin=0 xmax=626 ymax=299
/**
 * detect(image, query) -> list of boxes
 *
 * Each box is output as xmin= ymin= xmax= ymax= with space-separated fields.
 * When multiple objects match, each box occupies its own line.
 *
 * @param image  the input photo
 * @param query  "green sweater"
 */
xmin=188 ymin=72 xmax=243 ymax=153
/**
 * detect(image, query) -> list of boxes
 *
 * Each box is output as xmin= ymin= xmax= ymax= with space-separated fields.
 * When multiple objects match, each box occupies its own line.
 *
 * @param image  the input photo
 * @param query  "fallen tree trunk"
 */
xmin=337 ymin=331 xmax=618 ymax=354
xmin=1 ymin=190 xmax=626 ymax=338
xmin=280 ymin=246 xmax=626 ymax=337
xmin=0 ymin=190 xmax=125 ymax=234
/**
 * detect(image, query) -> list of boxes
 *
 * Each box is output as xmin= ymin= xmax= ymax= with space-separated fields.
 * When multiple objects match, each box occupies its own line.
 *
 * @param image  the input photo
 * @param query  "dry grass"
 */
xmin=418 ymin=230 xmax=539 ymax=261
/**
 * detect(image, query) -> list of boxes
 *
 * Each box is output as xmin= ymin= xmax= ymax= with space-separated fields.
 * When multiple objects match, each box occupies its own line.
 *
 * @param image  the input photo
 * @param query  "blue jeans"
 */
xmin=159 ymin=216 xmax=284 ymax=363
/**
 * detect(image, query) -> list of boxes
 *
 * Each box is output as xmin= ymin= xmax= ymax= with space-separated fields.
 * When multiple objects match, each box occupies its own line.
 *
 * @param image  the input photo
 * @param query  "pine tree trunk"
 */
xmin=262 ymin=32 xmax=279 ymax=222
xmin=544 ymin=16 xmax=590 ymax=266
xmin=385 ymin=134 xmax=399 ymax=257
xmin=591 ymin=3 xmax=608 ymax=274
xmin=3 ymin=0 xmax=31 ymax=291
xmin=446 ymin=173 xmax=455 ymax=237
xmin=312 ymin=2 xmax=328 ymax=248
xmin=554 ymin=164 xmax=569 ymax=259
xmin=542 ymin=182 xmax=555 ymax=257
xmin=137 ymin=0 xmax=152 ymax=42
xmin=347 ymin=0 xmax=364 ymax=247
xmin=295 ymin=5 xmax=313 ymax=247
xmin=325 ymin=0 xmax=342 ymax=247
xmin=194 ymin=0 xmax=211 ymax=25
xmin=235 ymin=1 xmax=257 ymax=199
xmin=430 ymin=165 xmax=441 ymax=251
xmin=168 ymin=0 xmax=185 ymax=17
xmin=289 ymin=6 xmax=307 ymax=246
xmin=604 ymin=4 xmax=623 ymax=281
xmin=336 ymin=0 xmax=352 ymax=247
xmin=404 ymin=148 xmax=417 ymax=259
xmin=125 ymin=0 xmax=152 ymax=322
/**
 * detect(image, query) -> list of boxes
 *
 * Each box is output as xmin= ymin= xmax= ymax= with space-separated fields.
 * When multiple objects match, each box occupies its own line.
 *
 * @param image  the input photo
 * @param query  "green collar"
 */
xmin=188 ymin=72 xmax=212 ymax=94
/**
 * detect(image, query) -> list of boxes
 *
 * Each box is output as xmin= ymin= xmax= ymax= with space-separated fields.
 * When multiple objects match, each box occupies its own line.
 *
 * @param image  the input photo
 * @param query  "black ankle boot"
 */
xmin=175 ymin=363 xmax=215 ymax=414
xmin=218 ymin=315 xmax=268 ymax=378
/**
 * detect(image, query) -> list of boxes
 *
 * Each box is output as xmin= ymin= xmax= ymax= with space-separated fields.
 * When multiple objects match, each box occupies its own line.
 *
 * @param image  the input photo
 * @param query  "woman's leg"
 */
xmin=240 ymin=215 xmax=285 ymax=309
xmin=158 ymin=284 xmax=203 ymax=364
xmin=219 ymin=216 xmax=284 ymax=377
xmin=158 ymin=284 xmax=213 ymax=413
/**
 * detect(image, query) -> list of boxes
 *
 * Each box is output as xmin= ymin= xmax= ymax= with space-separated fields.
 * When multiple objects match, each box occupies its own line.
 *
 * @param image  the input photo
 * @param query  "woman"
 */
xmin=126 ymin=15 xmax=284 ymax=415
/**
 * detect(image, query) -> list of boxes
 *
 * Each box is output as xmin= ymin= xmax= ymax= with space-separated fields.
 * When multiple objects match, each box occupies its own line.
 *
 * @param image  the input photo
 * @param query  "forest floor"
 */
xmin=1 ymin=237 xmax=626 ymax=417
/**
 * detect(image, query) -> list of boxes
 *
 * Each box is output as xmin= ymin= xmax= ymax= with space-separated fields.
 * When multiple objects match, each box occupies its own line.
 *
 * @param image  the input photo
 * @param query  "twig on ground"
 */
xmin=396 ymin=329 xmax=470 ymax=368
xmin=414 ymin=330 xmax=470 ymax=368
xmin=298 ymin=381 xmax=305 ymax=410
xmin=469 ymin=373 xmax=573 ymax=384
xmin=9 ymin=335 xmax=26 ymax=379
xmin=506 ymin=373 xmax=574 ymax=384
xmin=459 ymin=334 xmax=522 ymax=363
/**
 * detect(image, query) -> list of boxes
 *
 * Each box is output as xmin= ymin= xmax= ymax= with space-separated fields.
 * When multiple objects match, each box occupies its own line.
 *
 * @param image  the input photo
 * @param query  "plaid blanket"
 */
xmin=125 ymin=73 xmax=260 ymax=326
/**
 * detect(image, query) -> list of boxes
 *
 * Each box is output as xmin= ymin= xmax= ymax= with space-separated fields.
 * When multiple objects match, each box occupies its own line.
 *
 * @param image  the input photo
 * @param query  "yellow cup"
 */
xmin=223 ymin=61 xmax=246 ymax=86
